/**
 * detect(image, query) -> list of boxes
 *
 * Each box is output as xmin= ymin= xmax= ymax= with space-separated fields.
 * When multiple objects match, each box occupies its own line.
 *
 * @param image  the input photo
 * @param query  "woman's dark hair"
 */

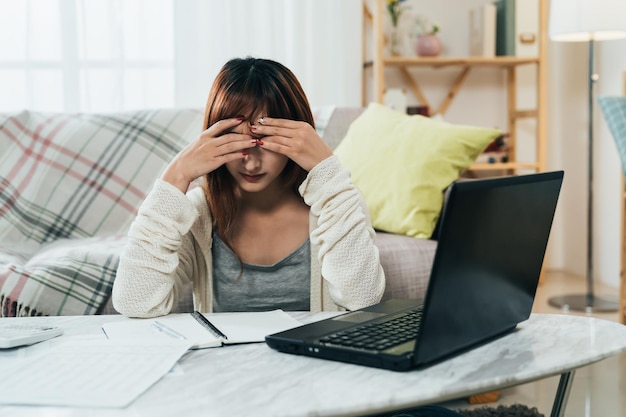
xmin=202 ymin=57 xmax=314 ymax=246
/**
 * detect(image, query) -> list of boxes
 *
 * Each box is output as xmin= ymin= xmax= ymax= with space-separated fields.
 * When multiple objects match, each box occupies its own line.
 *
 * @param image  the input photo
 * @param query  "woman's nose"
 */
xmin=243 ymin=145 xmax=261 ymax=169
xmin=244 ymin=122 xmax=259 ymax=138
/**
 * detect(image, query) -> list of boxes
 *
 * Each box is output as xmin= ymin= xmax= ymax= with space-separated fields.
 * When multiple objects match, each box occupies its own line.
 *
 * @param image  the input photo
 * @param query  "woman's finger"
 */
xmin=202 ymin=116 xmax=246 ymax=138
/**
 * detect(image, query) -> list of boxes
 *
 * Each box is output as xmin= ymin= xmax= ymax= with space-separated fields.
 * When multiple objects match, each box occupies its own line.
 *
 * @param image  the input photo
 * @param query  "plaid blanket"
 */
xmin=0 ymin=109 xmax=203 ymax=316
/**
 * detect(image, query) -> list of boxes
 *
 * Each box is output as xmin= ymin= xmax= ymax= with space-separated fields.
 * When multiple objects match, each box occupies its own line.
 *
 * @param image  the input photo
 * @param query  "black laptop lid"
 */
xmin=413 ymin=171 xmax=563 ymax=366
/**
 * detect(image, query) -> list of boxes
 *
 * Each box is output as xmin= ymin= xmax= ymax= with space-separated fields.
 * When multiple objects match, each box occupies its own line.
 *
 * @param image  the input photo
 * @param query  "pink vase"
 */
xmin=416 ymin=35 xmax=442 ymax=57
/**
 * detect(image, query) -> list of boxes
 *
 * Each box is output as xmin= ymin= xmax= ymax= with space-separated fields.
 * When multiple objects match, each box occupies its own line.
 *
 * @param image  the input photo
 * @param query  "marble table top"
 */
xmin=1 ymin=313 xmax=625 ymax=417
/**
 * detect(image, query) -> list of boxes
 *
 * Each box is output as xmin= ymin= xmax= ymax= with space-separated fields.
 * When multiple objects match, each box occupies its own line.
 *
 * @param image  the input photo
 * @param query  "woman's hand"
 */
xmin=161 ymin=118 xmax=257 ymax=193
xmin=250 ymin=117 xmax=333 ymax=172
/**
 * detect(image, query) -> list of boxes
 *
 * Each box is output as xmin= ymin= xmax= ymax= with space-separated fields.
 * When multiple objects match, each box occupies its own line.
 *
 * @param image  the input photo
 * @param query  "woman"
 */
xmin=112 ymin=57 xmax=385 ymax=317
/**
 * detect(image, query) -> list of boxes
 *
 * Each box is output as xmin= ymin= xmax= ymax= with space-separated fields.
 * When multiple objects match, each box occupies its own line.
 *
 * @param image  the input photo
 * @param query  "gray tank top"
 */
xmin=211 ymin=232 xmax=311 ymax=312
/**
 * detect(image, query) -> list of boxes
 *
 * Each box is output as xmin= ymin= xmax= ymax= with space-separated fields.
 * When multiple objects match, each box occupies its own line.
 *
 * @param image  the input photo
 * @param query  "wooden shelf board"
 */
xmin=382 ymin=56 xmax=539 ymax=68
xmin=469 ymin=162 xmax=540 ymax=171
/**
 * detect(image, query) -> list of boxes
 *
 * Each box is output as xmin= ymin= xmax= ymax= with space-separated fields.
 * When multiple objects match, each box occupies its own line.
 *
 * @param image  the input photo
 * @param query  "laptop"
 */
xmin=266 ymin=171 xmax=564 ymax=371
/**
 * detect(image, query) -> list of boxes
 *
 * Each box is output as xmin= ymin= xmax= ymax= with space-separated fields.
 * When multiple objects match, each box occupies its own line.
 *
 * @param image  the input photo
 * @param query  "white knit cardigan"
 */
xmin=112 ymin=156 xmax=385 ymax=318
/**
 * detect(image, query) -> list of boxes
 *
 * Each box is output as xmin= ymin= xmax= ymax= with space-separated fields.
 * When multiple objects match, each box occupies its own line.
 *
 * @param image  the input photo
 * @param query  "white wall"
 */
xmin=547 ymin=35 xmax=626 ymax=289
xmin=546 ymin=41 xmax=588 ymax=279
xmin=594 ymin=40 xmax=626 ymax=288
xmin=173 ymin=0 xmax=364 ymax=109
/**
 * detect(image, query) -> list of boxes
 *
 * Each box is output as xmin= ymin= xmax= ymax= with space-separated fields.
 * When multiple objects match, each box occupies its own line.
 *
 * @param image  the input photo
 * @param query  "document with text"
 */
xmin=0 ymin=338 xmax=191 ymax=407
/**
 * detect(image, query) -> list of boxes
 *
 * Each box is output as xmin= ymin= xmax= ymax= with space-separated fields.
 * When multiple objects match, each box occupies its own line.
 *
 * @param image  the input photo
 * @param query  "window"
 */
xmin=0 ymin=0 xmax=174 ymax=112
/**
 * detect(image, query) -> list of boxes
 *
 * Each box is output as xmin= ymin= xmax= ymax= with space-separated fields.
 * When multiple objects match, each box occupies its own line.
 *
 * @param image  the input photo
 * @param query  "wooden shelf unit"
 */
xmin=362 ymin=0 xmax=549 ymax=174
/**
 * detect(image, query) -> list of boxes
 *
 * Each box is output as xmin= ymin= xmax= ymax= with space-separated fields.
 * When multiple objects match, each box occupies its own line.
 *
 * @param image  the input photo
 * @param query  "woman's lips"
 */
xmin=241 ymin=173 xmax=264 ymax=183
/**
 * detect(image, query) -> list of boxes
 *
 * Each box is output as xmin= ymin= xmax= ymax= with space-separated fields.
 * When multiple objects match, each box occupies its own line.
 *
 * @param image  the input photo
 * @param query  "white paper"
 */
xmin=103 ymin=314 xmax=223 ymax=348
xmin=0 ymin=338 xmax=191 ymax=408
xmin=102 ymin=310 xmax=303 ymax=349
xmin=208 ymin=310 xmax=303 ymax=344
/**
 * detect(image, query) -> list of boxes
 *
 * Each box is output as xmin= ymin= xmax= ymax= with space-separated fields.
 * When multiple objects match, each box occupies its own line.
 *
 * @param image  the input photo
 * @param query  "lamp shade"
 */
xmin=549 ymin=0 xmax=626 ymax=42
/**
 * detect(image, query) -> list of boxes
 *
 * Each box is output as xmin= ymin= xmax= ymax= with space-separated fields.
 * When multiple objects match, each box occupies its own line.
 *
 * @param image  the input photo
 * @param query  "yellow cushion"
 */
xmin=334 ymin=103 xmax=501 ymax=238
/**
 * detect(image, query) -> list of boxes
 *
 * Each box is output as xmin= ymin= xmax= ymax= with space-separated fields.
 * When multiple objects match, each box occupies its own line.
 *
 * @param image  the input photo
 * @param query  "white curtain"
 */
xmin=0 ymin=0 xmax=362 ymax=113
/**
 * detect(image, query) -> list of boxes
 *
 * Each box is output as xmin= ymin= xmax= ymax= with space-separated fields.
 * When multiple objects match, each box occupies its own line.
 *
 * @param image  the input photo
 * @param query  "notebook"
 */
xmin=102 ymin=309 xmax=302 ymax=349
xmin=266 ymin=171 xmax=564 ymax=371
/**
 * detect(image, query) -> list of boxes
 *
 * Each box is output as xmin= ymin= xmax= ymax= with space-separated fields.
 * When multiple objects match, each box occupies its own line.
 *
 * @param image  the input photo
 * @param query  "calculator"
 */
xmin=0 ymin=323 xmax=63 ymax=348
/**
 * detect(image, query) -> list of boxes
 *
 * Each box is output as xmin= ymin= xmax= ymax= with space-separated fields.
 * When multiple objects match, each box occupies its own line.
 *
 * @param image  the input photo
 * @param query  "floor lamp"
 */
xmin=547 ymin=0 xmax=626 ymax=312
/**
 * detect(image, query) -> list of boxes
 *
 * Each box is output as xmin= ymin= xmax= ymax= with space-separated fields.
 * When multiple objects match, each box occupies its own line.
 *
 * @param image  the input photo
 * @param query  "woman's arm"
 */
xmin=299 ymin=155 xmax=385 ymax=311
xmin=112 ymin=179 xmax=200 ymax=318
xmin=114 ymin=116 xmax=251 ymax=317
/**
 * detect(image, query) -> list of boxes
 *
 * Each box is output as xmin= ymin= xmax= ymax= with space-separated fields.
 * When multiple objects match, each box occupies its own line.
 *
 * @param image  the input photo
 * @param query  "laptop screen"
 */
xmin=413 ymin=171 xmax=563 ymax=365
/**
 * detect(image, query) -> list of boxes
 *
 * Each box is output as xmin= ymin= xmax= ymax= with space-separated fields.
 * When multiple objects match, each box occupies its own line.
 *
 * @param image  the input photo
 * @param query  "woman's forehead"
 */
xmin=242 ymin=106 xmax=267 ymax=122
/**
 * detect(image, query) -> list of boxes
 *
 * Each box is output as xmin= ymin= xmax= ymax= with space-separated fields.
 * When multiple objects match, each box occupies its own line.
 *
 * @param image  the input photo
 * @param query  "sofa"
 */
xmin=0 ymin=107 xmax=440 ymax=317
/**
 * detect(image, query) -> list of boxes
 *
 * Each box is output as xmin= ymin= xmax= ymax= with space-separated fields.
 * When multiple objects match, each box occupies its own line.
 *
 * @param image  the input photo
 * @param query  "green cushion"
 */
xmin=334 ymin=103 xmax=501 ymax=238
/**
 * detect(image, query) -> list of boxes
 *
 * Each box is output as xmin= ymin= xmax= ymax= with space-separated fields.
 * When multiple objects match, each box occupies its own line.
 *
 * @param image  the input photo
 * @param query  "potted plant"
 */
xmin=414 ymin=15 xmax=441 ymax=57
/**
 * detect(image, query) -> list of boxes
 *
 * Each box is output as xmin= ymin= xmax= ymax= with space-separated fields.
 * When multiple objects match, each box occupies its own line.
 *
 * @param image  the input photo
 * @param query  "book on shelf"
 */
xmin=514 ymin=0 xmax=539 ymax=57
xmin=475 ymin=133 xmax=509 ymax=164
xmin=495 ymin=0 xmax=515 ymax=56
xmin=469 ymin=3 xmax=497 ymax=57
xmin=495 ymin=0 xmax=539 ymax=56
xmin=495 ymin=0 xmax=539 ymax=57
xmin=102 ymin=309 xmax=303 ymax=349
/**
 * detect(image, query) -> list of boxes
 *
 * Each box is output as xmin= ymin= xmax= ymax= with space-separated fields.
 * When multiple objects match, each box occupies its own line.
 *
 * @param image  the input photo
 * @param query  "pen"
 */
xmin=191 ymin=310 xmax=228 ymax=340
xmin=152 ymin=321 xmax=187 ymax=340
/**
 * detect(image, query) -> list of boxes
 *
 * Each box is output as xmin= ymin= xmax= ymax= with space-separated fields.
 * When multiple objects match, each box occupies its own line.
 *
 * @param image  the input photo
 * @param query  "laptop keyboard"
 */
xmin=319 ymin=308 xmax=423 ymax=351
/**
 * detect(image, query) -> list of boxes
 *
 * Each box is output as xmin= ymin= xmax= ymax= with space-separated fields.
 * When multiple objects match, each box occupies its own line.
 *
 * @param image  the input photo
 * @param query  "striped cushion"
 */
xmin=0 ymin=109 xmax=202 ymax=316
